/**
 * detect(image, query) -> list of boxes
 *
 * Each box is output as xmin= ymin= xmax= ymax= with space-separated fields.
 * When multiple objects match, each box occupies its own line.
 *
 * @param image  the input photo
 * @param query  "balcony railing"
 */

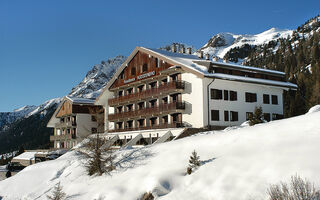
xmin=108 ymin=101 xmax=185 ymax=121
xmin=55 ymin=121 xmax=77 ymax=128
xmin=108 ymin=122 xmax=184 ymax=133
xmin=50 ymin=134 xmax=76 ymax=141
xmin=108 ymin=80 xmax=185 ymax=105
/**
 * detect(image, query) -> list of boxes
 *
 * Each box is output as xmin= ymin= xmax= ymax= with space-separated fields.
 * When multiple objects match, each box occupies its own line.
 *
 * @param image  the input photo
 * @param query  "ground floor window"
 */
xmin=211 ymin=110 xmax=219 ymax=121
xmin=224 ymin=110 xmax=229 ymax=121
xmin=264 ymin=113 xmax=271 ymax=121
xmin=230 ymin=111 xmax=238 ymax=121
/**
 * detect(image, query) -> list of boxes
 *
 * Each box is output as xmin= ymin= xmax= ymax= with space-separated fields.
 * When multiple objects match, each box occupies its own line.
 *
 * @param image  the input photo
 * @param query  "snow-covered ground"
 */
xmin=0 ymin=107 xmax=320 ymax=200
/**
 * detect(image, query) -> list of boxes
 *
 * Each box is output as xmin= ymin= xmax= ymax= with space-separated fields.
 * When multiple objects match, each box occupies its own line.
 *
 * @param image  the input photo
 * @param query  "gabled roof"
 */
xmin=95 ymin=46 xmax=297 ymax=104
xmin=47 ymin=96 xmax=96 ymax=127
xmin=65 ymin=96 xmax=95 ymax=105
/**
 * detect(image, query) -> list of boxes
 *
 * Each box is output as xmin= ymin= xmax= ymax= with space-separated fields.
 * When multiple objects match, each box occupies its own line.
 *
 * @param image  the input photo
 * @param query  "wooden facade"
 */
xmin=56 ymin=100 xmax=102 ymax=118
xmin=111 ymin=51 xmax=173 ymax=89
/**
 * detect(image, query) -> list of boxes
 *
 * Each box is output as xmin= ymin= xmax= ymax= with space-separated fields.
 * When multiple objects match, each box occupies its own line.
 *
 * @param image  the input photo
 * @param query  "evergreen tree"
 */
xmin=188 ymin=150 xmax=201 ymax=170
xmin=249 ymin=106 xmax=264 ymax=126
xmin=47 ymin=182 xmax=66 ymax=200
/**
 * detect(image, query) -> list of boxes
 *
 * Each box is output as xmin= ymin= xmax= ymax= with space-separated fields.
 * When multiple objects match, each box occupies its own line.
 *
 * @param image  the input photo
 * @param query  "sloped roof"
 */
xmin=95 ymin=46 xmax=297 ymax=104
xmin=65 ymin=96 xmax=95 ymax=105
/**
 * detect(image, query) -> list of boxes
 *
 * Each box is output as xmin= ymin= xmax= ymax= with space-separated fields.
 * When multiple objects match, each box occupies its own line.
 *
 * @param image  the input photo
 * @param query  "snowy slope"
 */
xmin=69 ymin=55 xmax=126 ymax=98
xmin=1 ymin=107 xmax=319 ymax=200
xmin=200 ymin=28 xmax=293 ymax=59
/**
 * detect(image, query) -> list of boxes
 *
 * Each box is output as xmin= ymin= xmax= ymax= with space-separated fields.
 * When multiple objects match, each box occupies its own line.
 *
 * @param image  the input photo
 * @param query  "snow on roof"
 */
xmin=207 ymin=73 xmax=297 ymax=89
xmin=141 ymin=47 xmax=209 ymax=74
xmin=65 ymin=96 xmax=95 ymax=105
xmin=12 ymin=152 xmax=36 ymax=161
xmin=143 ymin=47 xmax=285 ymax=76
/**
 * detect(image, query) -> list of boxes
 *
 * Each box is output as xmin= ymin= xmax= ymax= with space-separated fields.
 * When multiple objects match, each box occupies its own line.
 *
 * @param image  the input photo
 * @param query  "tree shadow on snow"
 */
xmin=200 ymin=157 xmax=216 ymax=166
xmin=115 ymin=146 xmax=155 ymax=172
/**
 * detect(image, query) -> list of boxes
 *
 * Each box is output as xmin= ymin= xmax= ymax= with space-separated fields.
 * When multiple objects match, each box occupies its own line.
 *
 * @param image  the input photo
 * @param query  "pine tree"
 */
xmin=79 ymin=134 xmax=116 ymax=176
xmin=47 ymin=182 xmax=66 ymax=200
xmin=249 ymin=106 xmax=264 ymax=126
xmin=188 ymin=150 xmax=201 ymax=170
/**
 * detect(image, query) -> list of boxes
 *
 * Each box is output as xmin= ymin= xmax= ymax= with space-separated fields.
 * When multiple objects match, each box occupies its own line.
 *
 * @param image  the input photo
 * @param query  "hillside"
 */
xmin=0 ymin=107 xmax=319 ymax=200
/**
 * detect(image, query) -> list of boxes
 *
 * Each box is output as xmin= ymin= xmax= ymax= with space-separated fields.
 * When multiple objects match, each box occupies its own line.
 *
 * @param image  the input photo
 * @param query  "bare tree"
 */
xmin=267 ymin=175 xmax=320 ymax=200
xmin=79 ymin=133 xmax=116 ymax=176
xmin=47 ymin=182 xmax=66 ymax=200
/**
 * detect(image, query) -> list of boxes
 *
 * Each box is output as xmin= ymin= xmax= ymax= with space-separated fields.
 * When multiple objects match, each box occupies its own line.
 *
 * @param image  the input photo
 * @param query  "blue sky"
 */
xmin=0 ymin=0 xmax=319 ymax=112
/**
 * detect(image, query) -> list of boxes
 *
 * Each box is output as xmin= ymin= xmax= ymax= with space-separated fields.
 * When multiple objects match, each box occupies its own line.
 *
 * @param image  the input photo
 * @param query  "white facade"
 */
xmin=205 ymin=78 xmax=284 ymax=127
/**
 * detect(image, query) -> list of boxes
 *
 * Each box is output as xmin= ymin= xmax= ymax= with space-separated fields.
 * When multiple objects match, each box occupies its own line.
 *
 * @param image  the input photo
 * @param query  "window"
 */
xmin=91 ymin=128 xmax=97 ymax=134
xmin=224 ymin=111 xmax=229 ymax=121
xmin=263 ymin=94 xmax=270 ymax=104
xmin=211 ymin=110 xmax=219 ymax=121
xmin=245 ymin=92 xmax=257 ymax=102
xmin=119 ymin=72 xmax=124 ymax=79
xmin=264 ymin=113 xmax=271 ymax=122
xmin=224 ymin=90 xmax=229 ymax=100
xmin=91 ymin=116 xmax=97 ymax=122
xmin=131 ymin=67 xmax=136 ymax=76
xmin=155 ymin=58 xmax=159 ymax=68
xmin=211 ymin=89 xmax=222 ymax=100
xmin=230 ymin=91 xmax=237 ymax=101
xmin=230 ymin=111 xmax=238 ymax=121
xmin=271 ymin=95 xmax=278 ymax=105
xmin=137 ymin=85 xmax=144 ymax=92
xmin=118 ymin=90 xmax=123 ymax=97
xmin=246 ymin=112 xmax=253 ymax=120
xmin=142 ymin=64 xmax=148 ymax=72
xmin=138 ymin=102 xmax=144 ymax=110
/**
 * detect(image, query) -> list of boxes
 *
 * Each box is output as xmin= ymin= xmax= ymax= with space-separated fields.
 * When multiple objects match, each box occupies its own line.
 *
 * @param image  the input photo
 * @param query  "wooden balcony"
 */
xmin=108 ymin=101 xmax=185 ymax=121
xmin=50 ymin=134 xmax=76 ymax=141
xmin=55 ymin=121 xmax=77 ymax=128
xmin=108 ymin=80 xmax=185 ymax=106
xmin=108 ymin=122 xmax=184 ymax=133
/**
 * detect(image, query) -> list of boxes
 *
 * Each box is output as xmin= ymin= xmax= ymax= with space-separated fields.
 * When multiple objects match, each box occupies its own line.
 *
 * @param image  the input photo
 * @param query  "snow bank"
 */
xmin=307 ymin=105 xmax=320 ymax=114
xmin=0 ymin=112 xmax=320 ymax=200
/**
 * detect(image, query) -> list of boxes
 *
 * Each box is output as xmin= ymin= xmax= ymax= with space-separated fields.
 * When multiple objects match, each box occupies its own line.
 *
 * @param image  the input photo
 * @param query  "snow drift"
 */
xmin=0 ymin=108 xmax=320 ymax=200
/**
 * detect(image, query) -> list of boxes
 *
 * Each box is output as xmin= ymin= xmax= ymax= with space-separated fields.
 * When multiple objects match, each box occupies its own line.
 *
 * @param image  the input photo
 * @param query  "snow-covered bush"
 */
xmin=267 ymin=175 xmax=320 ymax=200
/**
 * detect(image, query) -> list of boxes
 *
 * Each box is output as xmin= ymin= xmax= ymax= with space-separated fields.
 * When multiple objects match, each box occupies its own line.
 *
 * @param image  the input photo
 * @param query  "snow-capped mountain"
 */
xmin=200 ymin=28 xmax=293 ymax=60
xmin=0 ymin=106 xmax=37 ymax=132
xmin=69 ymin=55 xmax=127 ymax=98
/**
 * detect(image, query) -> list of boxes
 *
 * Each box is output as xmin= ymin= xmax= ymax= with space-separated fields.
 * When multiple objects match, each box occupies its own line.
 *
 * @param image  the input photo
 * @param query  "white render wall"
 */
xmin=181 ymin=72 xmax=205 ymax=128
xmin=206 ymin=78 xmax=284 ymax=127
xmin=76 ymin=114 xmax=98 ymax=140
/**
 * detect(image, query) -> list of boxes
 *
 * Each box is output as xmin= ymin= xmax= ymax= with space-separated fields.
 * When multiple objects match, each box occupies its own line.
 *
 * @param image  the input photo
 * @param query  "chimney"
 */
xmin=205 ymin=53 xmax=210 ymax=60
xmin=198 ymin=51 xmax=204 ymax=59
xmin=181 ymin=47 xmax=186 ymax=54
xmin=171 ymin=44 xmax=177 ymax=53
xmin=186 ymin=47 xmax=192 ymax=54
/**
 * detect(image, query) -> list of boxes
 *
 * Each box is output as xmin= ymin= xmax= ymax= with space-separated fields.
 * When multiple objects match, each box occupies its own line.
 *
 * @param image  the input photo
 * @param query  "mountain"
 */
xmin=0 ymin=56 xmax=126 ymax=154
xmin=0 ymin=106 xmax=319 ymax=199
xmin=69 ymin=55 xmax=127 ymax=98
xmin=200 ymin=28 xmax=293 ymax=62
xmin=0 ymin=105 xmax=37 ymax=132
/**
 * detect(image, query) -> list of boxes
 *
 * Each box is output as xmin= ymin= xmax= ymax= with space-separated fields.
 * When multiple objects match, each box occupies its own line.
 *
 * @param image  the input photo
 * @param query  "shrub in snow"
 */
xmin=139 ymin=192 xmax=154 ymax=200
xmin=249 ymin=106 xmax=264 ymax=126
xmin=267 ymin=175 xmax=320 ymax=200
xmin=188 ymin=150 xmax=201 ymax=174
xmin=47 ymin=182 xmax=66 ymax=200
xmin=78 ymin=134 xmax=116 ymax=176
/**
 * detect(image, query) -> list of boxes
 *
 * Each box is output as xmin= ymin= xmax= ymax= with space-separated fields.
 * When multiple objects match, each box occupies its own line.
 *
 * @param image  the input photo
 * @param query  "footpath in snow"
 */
xmin=0 ymin=107 xmax=320 ymax=200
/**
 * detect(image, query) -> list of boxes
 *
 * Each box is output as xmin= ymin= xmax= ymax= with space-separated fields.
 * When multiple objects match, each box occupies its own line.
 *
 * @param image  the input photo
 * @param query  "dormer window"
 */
xmin=142 ymin=64 xmax=148 ymax=72
xmin=120 ymin=72 xmax=124 ymax=79
xmin=131 ymin=67 xmax=136 ymax=76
